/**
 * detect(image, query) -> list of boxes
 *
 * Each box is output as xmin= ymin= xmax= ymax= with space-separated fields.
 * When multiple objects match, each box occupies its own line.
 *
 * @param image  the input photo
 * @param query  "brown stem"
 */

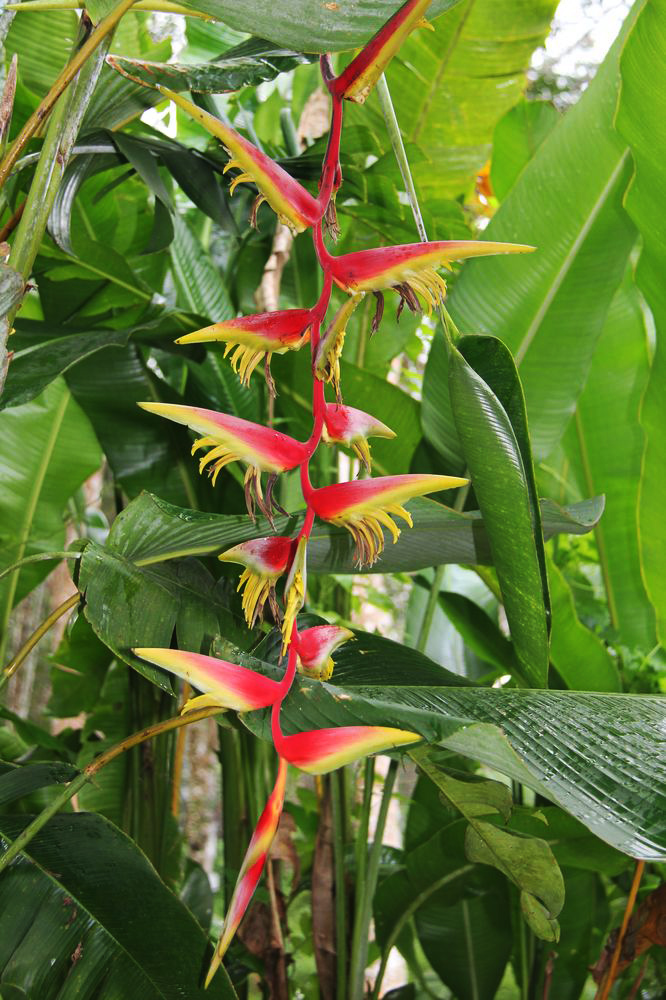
xmin=0 ymin=197 xmax=25 ymax=241
xmin=0 ymin=0 xmax=138 ymax=189
xmin=596 ymin=860 xmax=645 ymax=1000
xmin=1 ymin=590 xmax=78 ymax=690
xmin=170 ymin=680 xmax=190 ymax=816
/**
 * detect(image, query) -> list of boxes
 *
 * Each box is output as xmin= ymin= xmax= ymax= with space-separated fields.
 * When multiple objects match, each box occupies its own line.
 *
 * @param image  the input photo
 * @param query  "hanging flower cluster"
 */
xmin=135 ymin=0 xmax=531 ymax=984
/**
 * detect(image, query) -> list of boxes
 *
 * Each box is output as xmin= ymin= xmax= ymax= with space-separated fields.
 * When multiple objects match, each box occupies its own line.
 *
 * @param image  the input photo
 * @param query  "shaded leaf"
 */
xmin=0 ymin=762 xmax=78 ymax=807
xmin=491 ymin=98 xmax=559 ymax=200
xmin=109 ymin=36 xmax=317 ymax=94
xmin=102 ymin=492 xmax=603 ymax=576
xmin=0 ymin=813 xmax=237 ymax=999
xmin=615 ymin=0 xmax=666 ymax=646
xmin=449 ymin=336 xmax=549 ymax=687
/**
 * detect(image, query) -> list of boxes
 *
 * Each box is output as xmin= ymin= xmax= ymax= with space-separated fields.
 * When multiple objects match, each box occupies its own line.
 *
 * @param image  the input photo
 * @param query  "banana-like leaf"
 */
xmin=109 ymin=36 xmax=317 ymax=94
xmin=448 ymin=335 xmax=549 ymax=687
xmin=615 ymin=0 xmax=666 ymax=646
xmin=0 ymin=380 xmax=101 ymax=626
xmin=422 ymin=6 xmax=639 ymax=465
xmin=1 ymin=329 xmax=130 ymax=410
xmin=378 ymin=0 xmax=558 ymax=199
xmin=101 ymin=491 xmax=603 ymax=575
xmin=0 ymin=761 xmax=78 ymax=807
xmin=0 ymin=813 xmax=237 ymax=998
xmin=562 ymin=275 xmax=655 ymax=651
xmin=252 ymin=663 xmax=666 ymax=859
xmin=179 ymin=0 xmax=462 ymax=53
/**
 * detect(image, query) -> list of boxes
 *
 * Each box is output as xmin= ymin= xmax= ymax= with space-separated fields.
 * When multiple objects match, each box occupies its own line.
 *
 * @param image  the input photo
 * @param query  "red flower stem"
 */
xmin=318 ymin=95 xmax=343 ymax=209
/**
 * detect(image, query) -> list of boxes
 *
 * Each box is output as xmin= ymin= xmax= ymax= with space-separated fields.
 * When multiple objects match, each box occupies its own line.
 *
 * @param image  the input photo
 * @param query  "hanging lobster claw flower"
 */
xmin=296 ymin=625 xmax=354 ymax=681
xmin=137 ymin=402 xmax=306 ymax=523
xmin=219 ymin=536 xmax=294 ymax=627
xmin=133 ymin=647 xmax=282 ymax=712
xmin=313 ymin=292 xmax=364 ymax=402
xmin=160 ymin=87 xmax=321 ymax=233
xmin=309 ymin=473 xmax=468 ymax=566
xmin=322 ymin=402 xmax=395 ymax=473
xmin=281 ymin=536 xmax=307 ymax=655
xmin=277 ymin=725 xmax=420 ymax=775
xmin=206 ymin=757 xmax=288 ymax=986
xmin=327 ymin=241 xmax=534 ymax=318
xmin=176 ymin=309 xmax=313 ymax=397
xmin=329 ymin=0 xmax=434 ymax=104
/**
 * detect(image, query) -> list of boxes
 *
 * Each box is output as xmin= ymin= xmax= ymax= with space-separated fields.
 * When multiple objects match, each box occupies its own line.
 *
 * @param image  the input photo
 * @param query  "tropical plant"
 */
xmin=0 ymin=1 xmax=664 ymax=999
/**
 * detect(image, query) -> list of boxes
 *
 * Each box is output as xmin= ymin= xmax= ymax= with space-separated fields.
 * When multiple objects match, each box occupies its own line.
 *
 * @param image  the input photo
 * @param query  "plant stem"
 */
xmin=331 ymin=767 xmax=348 ymax=1000
xmin=0 ymin=550 xmax=81 ymax=584
xmin=1 ymin=11 xmax=123 ymax=394
xmin=371 ymin=865 xmax=473 ymax=1000
xmin=349 ymin=759 xmax=398 ymax=1000
xmin=597 ymin=860 xmax=645 ymax=1000
xmin=0 ymin=0 xmax=137 ymax=189
xmin=376 ymin=74 xmax=427 ymax=243
xmin=348 ymin=757 xmax=374 ymax=995
xmin=0 ymin=591 xmax=79 ymax=693
xmin=416 ymin=564 xmax=445 ymax=654
xmin=0 ymin=704 xmax=222 ymax=874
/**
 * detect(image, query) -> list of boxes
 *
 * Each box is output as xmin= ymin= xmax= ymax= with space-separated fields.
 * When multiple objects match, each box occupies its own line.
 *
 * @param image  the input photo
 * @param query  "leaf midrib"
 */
xmin=514 ymin=148 xmax=630 ymax=364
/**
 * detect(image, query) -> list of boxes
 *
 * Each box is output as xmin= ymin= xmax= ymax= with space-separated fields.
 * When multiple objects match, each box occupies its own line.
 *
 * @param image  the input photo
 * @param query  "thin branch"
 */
xmin=0 ymin=0 xmax=138 ymax=189
xmin=596 ymin=860 xmax=645 ymax=1000
xmin=0 ymin=591 xmax=79 ymax=692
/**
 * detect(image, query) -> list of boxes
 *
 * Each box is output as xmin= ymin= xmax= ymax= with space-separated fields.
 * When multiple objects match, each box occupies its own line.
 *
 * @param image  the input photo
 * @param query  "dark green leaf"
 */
xmin=1 ymin=328 xmax=130 ymax=409
xmin=103 ymin=492 xmax=603 ymax=576
xmin=449 ymin=337 xmax=549 ymax=686
xmin=0 ymin=762 xmax=78 ymax=807
xmin=0 ymin=813 xmax=237 ymax=999
xmin=109 ymin=36 xmax=317 ymax=94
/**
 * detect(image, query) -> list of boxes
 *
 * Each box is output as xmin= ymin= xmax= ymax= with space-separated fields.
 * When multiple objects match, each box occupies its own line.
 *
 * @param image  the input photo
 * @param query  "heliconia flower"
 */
xmin=160 ymin=87 xmax=321 ymax=234
xmin=137 ymin=402 xmax=306 ymax=522
xmin=175 ymin=309 xmax=313 ymax=397
xmin=281 ymin=535 xmax=307 ymax=655
xmin=206 ymin=757 xmax=288 ymax=986
xmin=133 ymin=647 xmax=281 ymax=712
xmin=308 ymin=473 xmax=468 ymax=566
xmin=313 ymin=292 xmax=365 ymax=402
xmin=327 ymin=241 xmax=535 ymax=318
xmin=219 ymin=536 xmax=294 ymax=627
xmin=276 ymin=725 xmax=420 ymax=775
xmin=329 ymin=0 xmax=434 ymax=104
xmin=296 ymin=625 xmax=354 ymax=681
xmin=322 ymin=402 xmax=395 ymax=473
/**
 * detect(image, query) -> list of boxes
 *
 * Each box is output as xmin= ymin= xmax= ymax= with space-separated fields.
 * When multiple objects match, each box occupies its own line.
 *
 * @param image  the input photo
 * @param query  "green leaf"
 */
xmin=78 ymin=541 xmax=246 ymax=690
xmin=0 ymin=380 xmax=101 ymax=632
xmin=48 ymin=612 xmax=112 ymax=717
xmin=423 ymin=8 xmax=639 ymax=464
xmin=615 ymin=0 xmax=666 ymax=646
xmin=0 ymin=813 xmax=237 ymax=999
xmin=170 ymin=215 xmax=233 ymax=321
xmin=413 ymin=746 xmax=563 ymax=941
xmin=109 ymin=36 xmax=317 ymax=94
xmin=490 ymin=98 xmax=559 ymax=200
xmin=547 ymin=554 xmax=620 ymax=692
xmin=0 ymin=761 xmax=78 ymax=807
xmin=448 ymin=336 xmax=549 ymax=687
xmin=103 ymin=492 xmax=603 ymax=577
xmin=436 ymin=591 xmax=516 ymax=674
xmin=380 ymin=0 xmax=557 ymax=200
xmin=562 ymin=275 xmax=655 ymax=650
xmin=65 ymin=344 xmax=199 ymax=507
xmin=179 ymin=0 xmax=462 ymax=53
xmin=4 ymin=9 xmax=76 ymax=97
xmin=1 ymin=328 xmax=130 ymax=410
xmin=255 ymin=665 xmax=666 ymax=858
